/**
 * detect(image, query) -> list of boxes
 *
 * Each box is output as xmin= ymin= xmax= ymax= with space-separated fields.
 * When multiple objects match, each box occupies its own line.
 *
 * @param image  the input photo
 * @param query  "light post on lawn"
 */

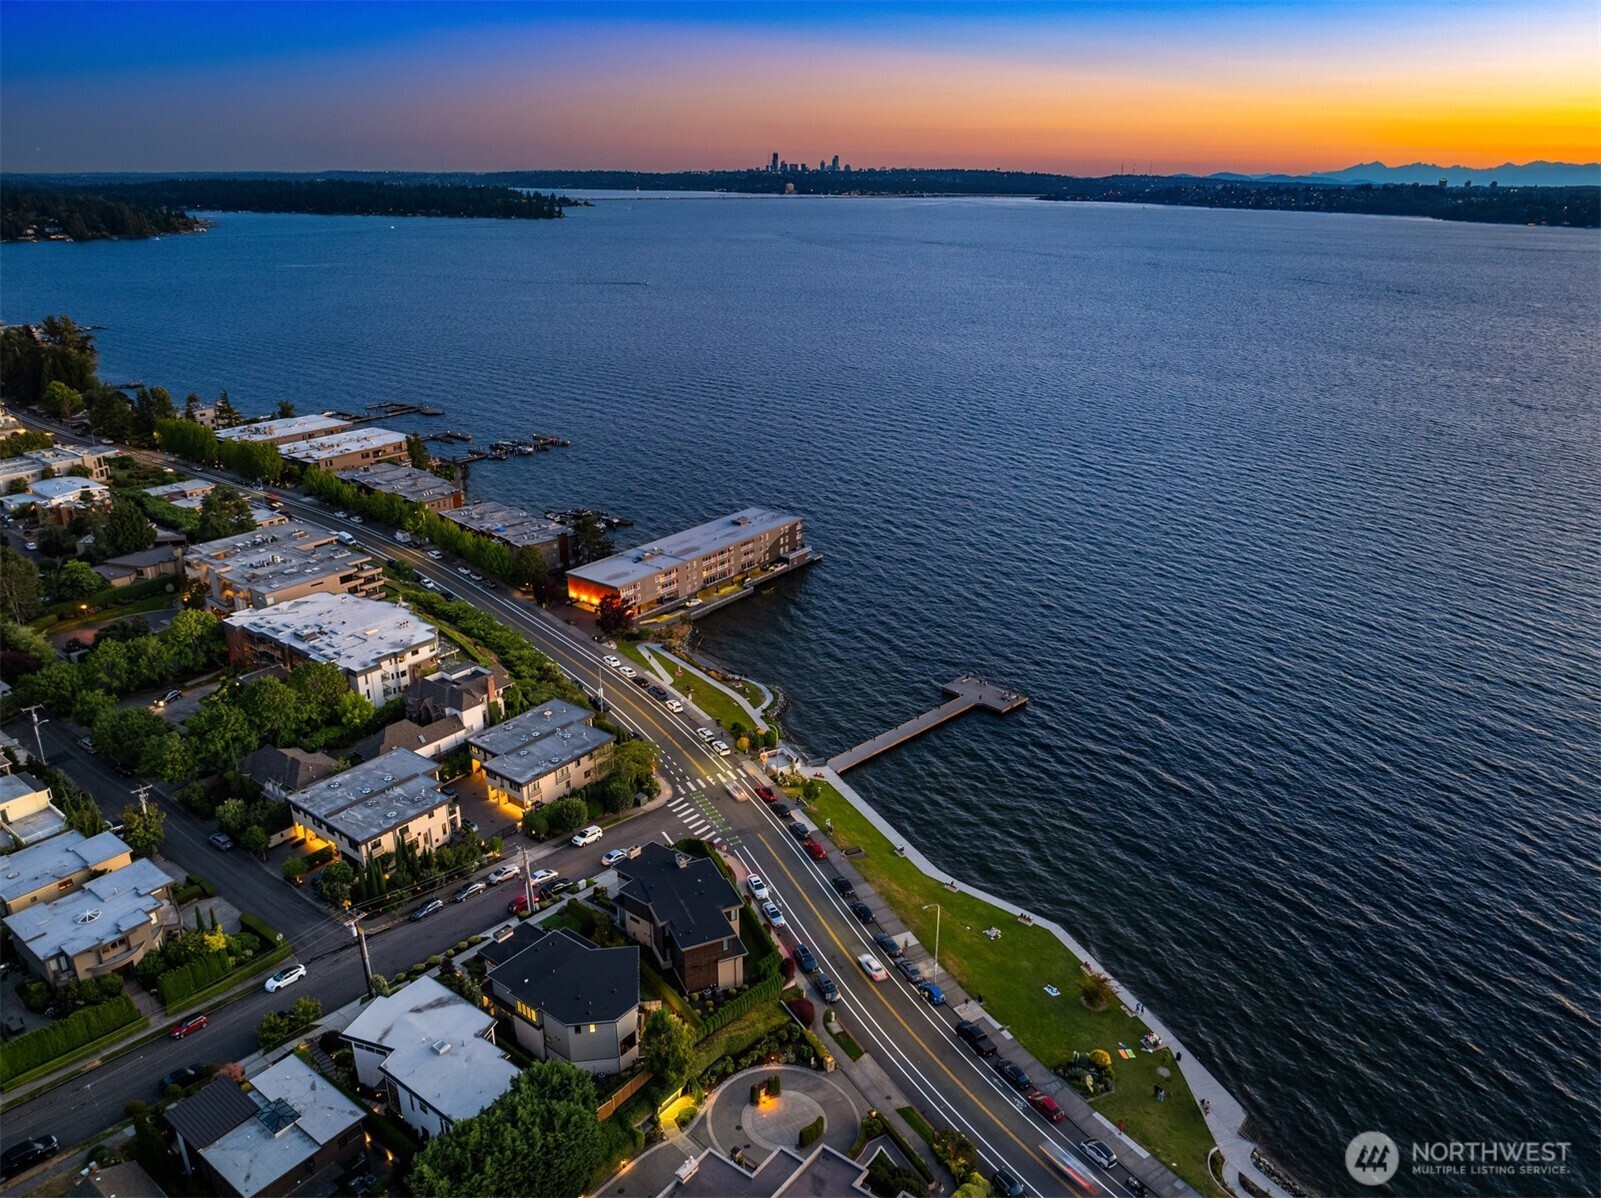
xmin=921 ymin=903 xmax=941 ymax=979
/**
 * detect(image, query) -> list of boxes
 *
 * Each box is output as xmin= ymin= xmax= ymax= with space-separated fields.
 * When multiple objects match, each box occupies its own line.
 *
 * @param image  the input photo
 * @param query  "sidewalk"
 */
xmin=641 ymin=644 xmax=771 ymax=730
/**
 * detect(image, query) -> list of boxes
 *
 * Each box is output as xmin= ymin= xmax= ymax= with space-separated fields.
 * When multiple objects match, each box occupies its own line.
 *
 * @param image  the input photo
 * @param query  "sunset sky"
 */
xmin=3 ymin=1 xmax=1597 ymax=175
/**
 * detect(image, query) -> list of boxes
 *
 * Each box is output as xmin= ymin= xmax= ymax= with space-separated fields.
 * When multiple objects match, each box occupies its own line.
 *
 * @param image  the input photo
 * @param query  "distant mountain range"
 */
xmin=1203 ymin=161 xmax=1599 ymax=187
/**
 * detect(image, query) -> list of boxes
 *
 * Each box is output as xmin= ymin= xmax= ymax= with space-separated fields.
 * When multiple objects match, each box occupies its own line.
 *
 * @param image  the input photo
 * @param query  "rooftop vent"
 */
xmin=386 ymin=810 xmax=399 ymax=820
xmin=431 ymin=1039 xmax=451 ymax=1056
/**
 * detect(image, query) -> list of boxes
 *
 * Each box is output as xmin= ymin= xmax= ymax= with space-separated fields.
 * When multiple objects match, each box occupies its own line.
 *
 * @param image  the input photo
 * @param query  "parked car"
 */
xmin=771 ymin=801 xmax=791 ymax=816
xmin=527 ymin=868 xmax=557 ymax=887
xmin=601 ymin=848 xmax=629 ymax=867
xmin=647 ymin=685 xmax=669 ymax=700
xmin=895 ymin=957 xmax=924 ymax=984
xmin=955 ymin=1020 xmax=998 ymax=1056
xmin=570 ymin=824 xmax=603 ymax=847
xmin=169 ymin=1014 xmax=209 ymax=1039
xmin=711 ymin=740 xmax=731 ymax=756
xmin=849 ymin=901 xmax=874 ymax=923
xmin=1080 ymin=1140 xmax=1118 ymax=1171
xmin=993 ymin=1058 xmax=1032 ymax=1091
xmin=618 ymin=665 xmax=637 ymax=679
xmin=160 ymin=1064 xmax=207 ymax=1093
xmin=793 ymin=943 xmax=819 ymax=973
xmin=918 ymin=981 xmax=946 ymax=1006
xmin=632 ymin=675 xmax=650 ymax=689
xmin=208 ymin=832 xmax=234 ymax=851
xmin=830 ymin=876 xmax=856 ymax=898
xmin=789 ymin=822 xmax=812 ymax=842
xmin=856 ymin=953 xmax=889 ymax=982
xmin=756 ymin=786 xmax=776 ymax=802
xmin=508 ymin=894 xmax=531 ymax=916
xmin=813 ymin=973 xmax=839 ymax=1003
xmin=695 ymin=727 xmax=715 ymax=741
xmin=2 ymin=1136 xmax=59 ymax=1179
xmin=487 ymin=863 xmax=521 ymax=885
xmin=761 ymin=901 xmax=786 ymax=928
xmin=78 ymin=736 xmax=95 ymax=752
xmin=1125 ymin=1177 xmax=1149 ymax=1196
xmin=539 ymin=879 xmax=575 ymax=899
xmin=427 ymin=549 xmax=444 ymax=559
xmin=264 ymin=963 xmax=307 ymax=993
xmin=603 ymin=655 xmax=621 ymax=668
xmin=872 ymin=932 xmax=903 ymax=959
xmin=802 ymin=838 xmax=828 ymax=861
xmin=453 ymin=881 xmax=486 ymax=902
xmin=410 ymin=898 xmax=445 ymax=922
xmin=1027 ymin=1090 xmax=1066 ymax=1123
xmin=747 ymin=874 xmax=770 ymax=901
xmin=990 ymin=1169 xmax=1025 ymax=1198
xmin=665 ymin=698 xmax=684 ymax=713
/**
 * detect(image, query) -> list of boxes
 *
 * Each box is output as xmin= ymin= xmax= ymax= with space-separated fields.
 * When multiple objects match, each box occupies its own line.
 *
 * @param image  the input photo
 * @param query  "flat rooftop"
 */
xmin=4 ymin=858 xmax=176 ymax=960
xmin=443 ymin=501 xmax=567 ymax=548
xmin=225 ymin=594 xmax=436 ymax=673
xmin=0 ymin=772 xmax=49 ymax=807
xmin=567 ymin=507 xmax=801 ymax=589
xmin=186 ymin=521 xmax=374 ymax=598
xmin=380 ymin=1034 xmax=518 ymax=1125
xmin=0 ymin=477 xmax=110 ymax=506
xmin=337 ymin=462 xmax=460 ymax=504
xmin=289 ymin=748 xmax=450 ymax=845
xmin=203 ymin=1055 xmax=365 ymax=1198
xmin=282 ymin=427 xmax=407 ymax=463
xmin=342 ymin=974 xmax=494 ymax=1050
xmin=145 ymin=480 xmax=214 ymax=502
xmin=216 ymin=413 xmax=352 ymax=443
xmin=0 ymin=830 xmax=131 ymax=907
xmin=468 ymin=700 xmax=612 ymax=785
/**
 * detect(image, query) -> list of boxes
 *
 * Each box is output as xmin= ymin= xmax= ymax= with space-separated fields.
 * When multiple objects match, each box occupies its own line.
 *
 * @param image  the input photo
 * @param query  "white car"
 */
xmin=602 ymin=655 xmax=621 ymax=668
xmin=334 ymin=511 xmax=348 ymax=520
xmin=487 ymin=864 xmax=521 ymax=885
xmin=695 ymin=727 xmax=716 ymax=742
xmin=527 ymin=868 xmax=558 ymax=887
xmin=747 ymin=875 xmax=770 ymax=901
xmin=601 ymin=848 xmax=629 ymax=867
xmin=665 ymin=699 xmax=684 ymax=713
xmin=712 ymin=740 xmax=731 ymax=757
xmin=264 ymin=963 xmax=307 ymax=993
xmin=618 ymin=665 xmax=637 ymax=679
xmin=427 ymin=549 xmax=444 ymax=559
xmin=570 ymin=825 xmax=603 ymax=847
xmin=857 ymin=954 xmax=889 ymax=982
xmin=457 ymin=566 xmax=471 ymax=576
xmin=761 ymin=901 xmax=786 ymax=928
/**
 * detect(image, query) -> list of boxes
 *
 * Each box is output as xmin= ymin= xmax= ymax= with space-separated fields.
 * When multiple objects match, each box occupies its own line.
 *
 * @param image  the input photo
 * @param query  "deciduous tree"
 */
xmin=101 ymin=499 xmax=155 ymax=556
xmin=0 ymin=546 xmax=41 ymax=622
xmin=197 ymin=485 xmax=256 ymax=540
xmin=118 ymin=801 xmax=165 ymax=858
xmin=640 ymin=1009 xmax=695 ymax=1096
xmin=53 ymin=558 xmax=103 ymax=602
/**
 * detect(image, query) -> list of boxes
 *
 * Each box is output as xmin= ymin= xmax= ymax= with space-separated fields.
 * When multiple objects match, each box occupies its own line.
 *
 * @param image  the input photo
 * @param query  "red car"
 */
xmin=756 ymin=786 xmax=777 ymax=802
xmin=802 ymin=838 xmax=828 ymax=861
xmin=1026 ymin=1090 xmax=1066 ymax=1123
xmin=507 ymin=895 xmax=531 ymax=916
xmin=169 ymin=1014 xmax=208 ymax=1039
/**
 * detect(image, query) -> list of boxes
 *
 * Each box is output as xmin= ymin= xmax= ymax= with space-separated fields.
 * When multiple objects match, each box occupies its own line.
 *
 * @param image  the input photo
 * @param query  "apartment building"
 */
xmin=443 ymin=501 xmax=570 ymax=568
xmin=0 ymin=771 xmax=66 ymax=848
xmin=465 ymin=700 xmax=614 ymax=810
xmin=3 ymin=858 xmax=180 ymax=985
xmin=185 ymin=522 xmax=382 ymax=613
xmin=215 ymin=413 xmax=354 ymax=447
xmin=0 ymin=444 xmax=115 ymax=490
xmin=280 ymin=428 xmax=408 ymax=472
xmin=287 ymin=748 xmax=458 ymax=865
xmin=337 ymin=462 xmax=463 ymax=512
xmin=0 ymin=831 xmax=134 ymax=915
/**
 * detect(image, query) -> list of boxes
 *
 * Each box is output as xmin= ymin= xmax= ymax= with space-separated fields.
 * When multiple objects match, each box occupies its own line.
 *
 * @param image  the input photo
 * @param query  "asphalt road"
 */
xmin=3 ymin=424 xmax=1178 ymax=1196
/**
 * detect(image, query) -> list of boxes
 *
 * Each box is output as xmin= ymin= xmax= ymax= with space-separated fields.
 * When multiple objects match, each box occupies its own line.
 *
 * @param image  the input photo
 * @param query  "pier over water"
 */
xmin=826 ymin=675 xmax=1028 ymax=772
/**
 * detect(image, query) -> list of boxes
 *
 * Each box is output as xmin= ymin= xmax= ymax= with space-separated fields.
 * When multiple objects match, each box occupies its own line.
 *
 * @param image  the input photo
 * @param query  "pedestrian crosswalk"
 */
xmin=667 ymin=790 xmax=740 ymax=848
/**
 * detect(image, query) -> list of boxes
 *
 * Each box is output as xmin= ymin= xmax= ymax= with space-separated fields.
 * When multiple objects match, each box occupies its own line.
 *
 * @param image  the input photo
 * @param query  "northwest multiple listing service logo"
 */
xmin=1346 ymin=1132 xmax=1573 ymax=1188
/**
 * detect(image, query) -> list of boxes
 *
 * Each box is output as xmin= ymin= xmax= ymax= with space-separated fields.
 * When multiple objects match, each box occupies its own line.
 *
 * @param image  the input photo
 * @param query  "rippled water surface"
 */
xmin=5 ymin=198 xmax=1598 ymax=1194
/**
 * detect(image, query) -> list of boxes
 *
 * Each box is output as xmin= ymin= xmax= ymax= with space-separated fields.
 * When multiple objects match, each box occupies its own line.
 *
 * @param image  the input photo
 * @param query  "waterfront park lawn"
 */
xmin=614 ymin=641 xmax=763 ymax=735
xmin=792 ymin=778 xmax=1222 ymax=1195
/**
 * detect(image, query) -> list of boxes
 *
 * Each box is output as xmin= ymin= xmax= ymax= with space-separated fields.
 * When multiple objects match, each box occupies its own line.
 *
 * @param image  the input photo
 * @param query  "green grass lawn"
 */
xmin=37 ymin=593 xmax=176 ymax=636
xmin=897 ymin=1105 xmax=935 ymax=1145
xmin=794 ymin=779 xmax=1221 ymax=1194
xmin=618 ymin=642 xmax=764 ymax=734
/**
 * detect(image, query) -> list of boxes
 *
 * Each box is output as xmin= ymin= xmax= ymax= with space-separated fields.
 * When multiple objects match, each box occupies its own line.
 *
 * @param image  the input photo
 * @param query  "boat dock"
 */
xmin=328 ymin=402 xmax=446 ymax=421
xmin=826 ymin=675 xmax=1028 ymax=772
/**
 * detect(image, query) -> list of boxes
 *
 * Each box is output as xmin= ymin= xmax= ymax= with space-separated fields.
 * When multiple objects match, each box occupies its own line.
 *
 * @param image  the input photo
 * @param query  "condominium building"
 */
xmin=0 ymin=476 xmax=113 ymax=524
xmin=224 ymin=594 xmax=439 ymax=705
xmin=0 ymin=831 xmax=134 ymax=915
xmin=0 ymin=444 xmax=115 ymax=490
xmin=184 ymin=521 xmax=382 ymax=613
xmin=3 ymin=858 xmax=180 ymax=985
xmin=287 ymin=749 xmax=458 ymax=865
xmin=281 ymin=428 xmax=408 ymax=472
xmin=337 ymin=462 xmax=463 ymax=512
xmin=215 ymin=413 xmax=353 ymax=446
xmin=443 ymin=501 xmax=570 ymax=568
xmin=0 ymin=771 xmax=66 ymax=849
xmin=465 ymin=700 xmax=614 ymax=809
xmin=566 ymin=508 xmax=807 ymax=613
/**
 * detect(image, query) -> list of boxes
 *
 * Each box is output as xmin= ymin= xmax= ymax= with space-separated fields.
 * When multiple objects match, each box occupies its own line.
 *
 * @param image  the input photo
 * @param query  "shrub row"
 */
xmin=239 ymin=912 xmax=283 ymax=946
xmin=799 ymin=1114 xmax=825 ymax=1149
xmin=696 ymin=974 xmax=783 ymax=1040
xmin=0 ymin=995 xmax=141 ymax=1083
xmin=156 ymin=951 xmax=231 ymax=1006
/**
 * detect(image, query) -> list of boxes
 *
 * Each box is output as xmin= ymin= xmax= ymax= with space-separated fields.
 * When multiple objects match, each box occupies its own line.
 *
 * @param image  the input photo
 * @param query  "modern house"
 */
xmin=407 ymin=664 xmax=503 ymax=738
xmin=614 ymin=844 xmax=746 ymax=993
xmin=0 ymin=444 xmax=115 ymax=490
xmin=223 ymin=594 xmax=440 ymax=705
xmin=465 ymin=700 xmax=614 ymax=810
xmin=287 ymin=749 xmax=458 ymax=866
xmin=0 ymin=830 xmax=134 ymax=915
xmin=336 ymin=462 xmax=463 ymax=512
xmin=565 ymin=508 xmax=808 ymax=614
xmin=215 ymin=413 xmax=354 ymax=447
xmin=280 ymin=428 xmax=408 ymax=472
xmin=0 ymin=476 xmax=113 ymax=524
xmin=92 ymin=544 xmax=185 ymax=588
xmin=0 ymin=771 xmax=66 ymax=848
xmin=443 ymin=501 xmax=570 ymax=568
xmin=479 ymin=923 xmax=642 ymax=1076
xmin=340 ymin=975 xmax=517 ymax=1139
xmin=166 ymin=1055 xmax=367 ymax=1198
xmin=184 ymin=522 xmax=382 ymax=614
xmin=659 ymin=1145 xmax=878 ymax=1198
xmin=3 ymin=858 xmax=179 ymax=985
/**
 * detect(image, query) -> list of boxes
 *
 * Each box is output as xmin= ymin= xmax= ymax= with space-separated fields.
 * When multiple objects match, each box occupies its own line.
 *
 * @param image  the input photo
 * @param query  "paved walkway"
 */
xmin=805 ymin=761 xmax=1295 ymax=1198
xmin=702 ymin=1065 xmax=864 ymax=1158
xmin=641 ymin=644 xmax=771 ymax=730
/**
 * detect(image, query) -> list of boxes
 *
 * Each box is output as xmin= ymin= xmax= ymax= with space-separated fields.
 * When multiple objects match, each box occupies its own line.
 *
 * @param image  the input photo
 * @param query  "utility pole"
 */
xmin=922 ymin=903 xmax=942 ymax=979
xmin=131 ymin=783 xmax=153 ymax=815
xmin=352 ymin=920 xmax=374 ymax=996
xmin=521 ymin=843 xmax=533 ymax=914
xmin=19 ymin=704 xmax=47 ymax=765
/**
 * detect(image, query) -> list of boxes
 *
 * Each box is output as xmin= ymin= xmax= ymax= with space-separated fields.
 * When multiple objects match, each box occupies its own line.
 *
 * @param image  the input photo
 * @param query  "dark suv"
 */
xmin=955 ymin=1020 xmax=998 ymax=1056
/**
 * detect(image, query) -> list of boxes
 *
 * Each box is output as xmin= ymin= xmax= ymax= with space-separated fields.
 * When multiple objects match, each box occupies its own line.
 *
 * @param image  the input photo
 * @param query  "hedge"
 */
xmin=157 ymin=952 xmax=231 ymax=1006
xmin=240 ymin=912 xmax=284 ymax=945
xmin=799 ymin=1114 xmax=825 ymax=1149
xmin=696 ymin=974 xmax=784 ymax=1040
xmin=0 ymin=996 xmax=141 ymax=1083
xmin=174 ymin=940 xmax=293 ymax=1011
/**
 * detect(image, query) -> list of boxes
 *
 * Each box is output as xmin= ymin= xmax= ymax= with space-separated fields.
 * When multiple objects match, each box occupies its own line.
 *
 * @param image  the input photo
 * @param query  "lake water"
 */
xmin=4 ymin=197 xmax=1597 ymax=1195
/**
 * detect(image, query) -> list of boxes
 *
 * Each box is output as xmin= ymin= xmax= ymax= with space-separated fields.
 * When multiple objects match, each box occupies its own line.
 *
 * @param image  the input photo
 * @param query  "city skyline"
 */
xmin=3 ymin=0 xmax=1598 ymax=175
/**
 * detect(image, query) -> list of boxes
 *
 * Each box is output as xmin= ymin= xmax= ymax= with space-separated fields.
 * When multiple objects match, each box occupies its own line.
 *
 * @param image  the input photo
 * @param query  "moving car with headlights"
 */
xmin=857 ymin=953 xmax=889 ymax=981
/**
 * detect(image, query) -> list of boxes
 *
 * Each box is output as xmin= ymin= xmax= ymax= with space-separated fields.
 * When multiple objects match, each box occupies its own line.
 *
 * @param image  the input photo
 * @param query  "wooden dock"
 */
xmin=826 ymin=676 xmax=1028 ymax=773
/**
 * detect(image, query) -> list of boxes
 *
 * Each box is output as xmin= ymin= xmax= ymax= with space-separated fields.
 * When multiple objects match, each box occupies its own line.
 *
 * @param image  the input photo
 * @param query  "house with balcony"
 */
xmin=614 ymin=844 xmax=746 ymax=994
xmin=3 ymin=858 xmax=179 ymax=985
xmin=465 ymin=700 xmax=613 ymax=810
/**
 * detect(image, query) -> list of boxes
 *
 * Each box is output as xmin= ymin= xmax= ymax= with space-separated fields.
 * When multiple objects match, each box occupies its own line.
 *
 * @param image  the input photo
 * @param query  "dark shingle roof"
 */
xmin=615 ymin=843 xmax=743 ymax=952
xmin=351 ymin=715 xmax=463 ymax=762
xmin=239 ymin=745 xmax=340 ymax=793
xmin=486 ymin=927 xmax=639 ymax=1026
xmin=166 ymin=1076 xmax=259 ymax=1149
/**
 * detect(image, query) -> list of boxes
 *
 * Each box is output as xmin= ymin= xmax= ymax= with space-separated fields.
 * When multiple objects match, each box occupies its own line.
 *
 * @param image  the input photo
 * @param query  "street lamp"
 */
xmin=921 ymin=903 xmax=941 ymax=979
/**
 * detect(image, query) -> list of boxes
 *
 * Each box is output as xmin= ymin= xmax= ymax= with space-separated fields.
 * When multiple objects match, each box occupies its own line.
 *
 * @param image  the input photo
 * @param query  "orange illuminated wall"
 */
xmin=566 ymin=576 xmax=618 ymax=611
